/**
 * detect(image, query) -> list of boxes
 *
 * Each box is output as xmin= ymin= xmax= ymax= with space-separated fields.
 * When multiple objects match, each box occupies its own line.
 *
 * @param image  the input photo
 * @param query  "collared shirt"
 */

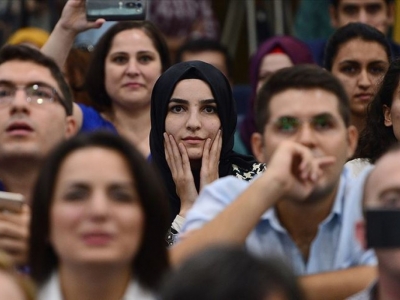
xmin=181 ymin=165 xmax=376 ymax=275
xmin=38 ymin=272 xmax=155 ymax=300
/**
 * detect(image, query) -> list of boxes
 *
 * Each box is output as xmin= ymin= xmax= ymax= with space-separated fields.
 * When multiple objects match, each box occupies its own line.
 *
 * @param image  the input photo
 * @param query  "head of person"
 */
xmin=0 ymin=251 xmax=35 ymax=300
xmin=253 ymin=65 xmax=357 ymax=201
xmin=85 ymin=21 xmax=170 ymax=112
xmin=175 ymin=38 xmax=233 ymax=82
xmin=150 ymin=60 xmax=238 ymax=218
xmin=160 ymin=246 xmax=304 ymax=300
xmin=240 ymin=36 xmax=314 ymax=154
xmin=329 ymin=0 xmax=395 ymax=35
xmin=358 ymin=146 xmax=400 ymax=276
xmin=0 ymin=45 xmax=75 ymax=164
xmin=29 ymin=132 xmax=170 ymax=290
xmin=325 ymin=22 xmax=390 ymax=122
xmin=355 ymin=58 xmax=400 ymax=162
xmin=7 ymin=27 xmax=50 ymax=50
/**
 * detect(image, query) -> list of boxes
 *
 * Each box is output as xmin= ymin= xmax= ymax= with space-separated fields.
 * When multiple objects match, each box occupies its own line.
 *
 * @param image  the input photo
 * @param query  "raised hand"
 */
xmin=265 ymin=141 xmax=336 ymax=201
xmin=164 ymin=133 xmax=198 ymax=217
xmin=200 ymin=129 xmax=222 ymax=190
xmin=0 ymin=204 xmax=30 ymax=266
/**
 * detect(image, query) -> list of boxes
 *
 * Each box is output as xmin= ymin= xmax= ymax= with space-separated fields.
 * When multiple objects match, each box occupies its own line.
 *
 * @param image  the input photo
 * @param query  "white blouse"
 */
xmin=38 ymin=272 xmax=155 ymax=300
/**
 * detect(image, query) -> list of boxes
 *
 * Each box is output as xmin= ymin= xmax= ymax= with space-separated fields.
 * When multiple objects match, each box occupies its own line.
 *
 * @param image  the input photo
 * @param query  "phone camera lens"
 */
xmin=125 ymin=2 xmax=136 ymax=8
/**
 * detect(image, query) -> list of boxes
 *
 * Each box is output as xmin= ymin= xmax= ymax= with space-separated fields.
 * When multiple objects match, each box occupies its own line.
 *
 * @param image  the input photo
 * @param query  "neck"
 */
xmin=105 ymin=104 xmax=151 ymax=157
xmin=0 ymin=159 xmax=41 ymax=204
xmin=351 ymin=114 xmax=365 ymax=135
xmin=276 ymin=186 xmax=337 ymax=261
xmin=58 ymin=263 xmax=132 ymax=300
xmin=377 ymin=269 xmax=400 ymax=300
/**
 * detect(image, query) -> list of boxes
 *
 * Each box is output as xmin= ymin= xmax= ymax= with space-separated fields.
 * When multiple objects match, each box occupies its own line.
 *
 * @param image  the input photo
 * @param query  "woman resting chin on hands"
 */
xmin=149 ymin=61 xmax=265 ymax=245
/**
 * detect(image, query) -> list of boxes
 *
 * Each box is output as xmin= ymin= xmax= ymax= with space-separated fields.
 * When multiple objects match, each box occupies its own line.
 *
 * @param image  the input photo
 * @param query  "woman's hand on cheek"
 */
xmin=200 ymin=129 xmax=222 ymax=190
xmin=164 ymin=133 xmax=198 ymax=217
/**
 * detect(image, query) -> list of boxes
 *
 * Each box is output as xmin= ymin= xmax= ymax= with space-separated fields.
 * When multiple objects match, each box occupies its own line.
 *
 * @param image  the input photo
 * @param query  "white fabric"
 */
xmin=38 ymin=272 xmax=155 ymax=300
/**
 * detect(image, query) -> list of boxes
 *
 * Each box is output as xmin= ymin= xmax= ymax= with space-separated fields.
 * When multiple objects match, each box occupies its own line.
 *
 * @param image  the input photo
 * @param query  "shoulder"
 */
xmin=232 ymin=162 xmax=266 ymax=181
xmin=344 ymin=159 xmax=372 ymax=179
xmin=124 ymin=279 xmax=155 ymax=300
xmin=77 ymin=104 xmax=117 ymax=133
xmin=38 ymin=272 xmax=63 ymax=300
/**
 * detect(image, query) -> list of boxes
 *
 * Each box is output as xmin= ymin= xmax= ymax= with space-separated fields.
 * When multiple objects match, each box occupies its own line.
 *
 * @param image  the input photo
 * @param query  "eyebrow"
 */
xmin=338 ymin=60 xmax=387 ymax=65
xmin=169 ymin=98 xmax=216 ymax=104
xmin=275 ymin=113 xmax=336 ymax=120
xmin=0 ymin=80 xmax=57 ymax=90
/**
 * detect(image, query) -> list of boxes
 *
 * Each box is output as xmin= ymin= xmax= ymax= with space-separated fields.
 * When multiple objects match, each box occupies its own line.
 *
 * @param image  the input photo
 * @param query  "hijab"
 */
xmin=239 ymin=36 xmax=315 ymax=154
xmin=150 ymin=61 xmax=257 ymax=221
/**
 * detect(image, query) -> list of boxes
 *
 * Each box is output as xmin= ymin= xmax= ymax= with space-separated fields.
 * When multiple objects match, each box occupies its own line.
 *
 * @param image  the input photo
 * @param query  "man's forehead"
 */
xmin=269 ymin=88 xmax=342 ymax=117
xmin=338 ymin=0 xmax=386 ymax=7
xmin=0 ymin=60 xmax=59 ymax=88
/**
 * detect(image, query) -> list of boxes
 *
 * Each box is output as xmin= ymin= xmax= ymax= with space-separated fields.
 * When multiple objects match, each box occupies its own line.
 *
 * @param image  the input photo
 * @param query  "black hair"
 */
xmin=324 ymin=22 xmax=391 ymax=71
xmin=0 ymin=45 xmax=73 ymax=115
xmin=29 ymin=131 xmax=170 ymax=290
xmin=175 ymin=38 xmax=233 ymax=79
xmin=255 ymin=64 xmax=350 ymax=134
xmin=85 ymin=21 xmax=170 ymax=112
xmin=330 ymin=0 xmax=393 ymax=8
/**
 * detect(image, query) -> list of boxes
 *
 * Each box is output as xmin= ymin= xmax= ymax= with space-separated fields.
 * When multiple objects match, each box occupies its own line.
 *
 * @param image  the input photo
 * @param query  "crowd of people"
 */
xmin=1 ymin=0 xmax=400 ymax=299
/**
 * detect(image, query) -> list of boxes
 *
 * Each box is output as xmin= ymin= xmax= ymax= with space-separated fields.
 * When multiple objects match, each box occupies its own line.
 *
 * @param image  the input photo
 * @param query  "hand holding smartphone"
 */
xmin=86 ymin=0 xmax=146 ymax=21
xmin=0 ymin=191 xmax=24 ymax=213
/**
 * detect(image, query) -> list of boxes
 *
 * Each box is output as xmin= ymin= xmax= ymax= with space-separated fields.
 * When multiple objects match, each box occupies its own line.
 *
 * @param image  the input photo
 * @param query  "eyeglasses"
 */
xmin=267 ymin=114 xmax=338 ymax=134
xmin=0 ymin=83 xmax=63 ymax=107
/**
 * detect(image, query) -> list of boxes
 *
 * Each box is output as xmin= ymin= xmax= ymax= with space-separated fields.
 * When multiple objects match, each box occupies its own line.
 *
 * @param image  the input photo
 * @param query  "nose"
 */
xmin=10 ymin=90 xmax=30 ymax=114
xmin=358 ymin=69 xmax=372 ymax=89
xmin=358 ymin=9 xmax=368 ymax=23
xmin=126 ymin=59 xmax=140 ymax=76
xmin=295 ymin=122 xmax=317 ymax=148
xmin=186 ymin=110 xmax=201 ymax=131
xmin=87 ymin=192 xmax=109 ymax=221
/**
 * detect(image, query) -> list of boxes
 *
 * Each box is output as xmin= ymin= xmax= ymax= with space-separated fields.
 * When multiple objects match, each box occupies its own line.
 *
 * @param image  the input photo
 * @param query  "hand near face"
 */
xmin=164 ymin=133 xmax=199 ymax=217
xmin=265 ymin=141 xmax=336 ymax=201
xmin=0 ymin=204 xmax=30 ymax=266
xmin=58 ymin=0 xmax=105 ymax=33
xmin=200 ymin=129 xmax=222 ymax=190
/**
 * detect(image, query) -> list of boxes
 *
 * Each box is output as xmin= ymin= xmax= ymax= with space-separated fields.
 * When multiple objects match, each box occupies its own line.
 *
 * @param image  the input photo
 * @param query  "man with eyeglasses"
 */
xmin=0 ymin=45 xmax=76 ymax=267
xmin=171 ymin=65 xmax=376 ymax=299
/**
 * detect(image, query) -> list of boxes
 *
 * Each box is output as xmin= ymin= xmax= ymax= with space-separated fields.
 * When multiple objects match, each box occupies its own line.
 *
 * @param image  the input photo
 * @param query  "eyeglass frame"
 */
xmin=0 ymin=80 xmax=67 ymax=110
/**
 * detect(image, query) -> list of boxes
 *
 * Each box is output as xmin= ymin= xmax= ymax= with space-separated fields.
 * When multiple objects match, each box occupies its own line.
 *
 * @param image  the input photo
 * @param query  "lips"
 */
xmin=182 ymin=136 xmax=204 ymax=145
xmin=122 ymin=82 xmax=143 ymax=88
xmin=82 ymin=232 xmax=113 ymax=246
xmin=6 ymin=121 xmax=34 ymax=135
xmin=354 ymin=93 xmax=373 ymax=102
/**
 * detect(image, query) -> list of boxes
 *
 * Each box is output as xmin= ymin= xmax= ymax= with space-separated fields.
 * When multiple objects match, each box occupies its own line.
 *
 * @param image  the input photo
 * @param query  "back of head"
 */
xmin=0 ymin=44 xmax=73 ymax=115
xmin=7 ymin=27 xmax=50 ymax=49
xmin=255 ymin=64 xmax=350 ymax=134
xmin=160 ymin=246 xmax=303 ymax=300
xmin=324 ymin=22 xmax=391 ymax=71
xmin=175 ymin=38 xmax=233 ymax=79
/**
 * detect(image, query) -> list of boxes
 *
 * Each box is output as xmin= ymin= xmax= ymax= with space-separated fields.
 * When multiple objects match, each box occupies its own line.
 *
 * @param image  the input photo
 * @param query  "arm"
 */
xmin=41 ymin=0 xmax=105 ymax=69
xmin=170 ymin=141 xmax=335 ymax=265
xmin=299 ymin=266 xmax=377 ymax=300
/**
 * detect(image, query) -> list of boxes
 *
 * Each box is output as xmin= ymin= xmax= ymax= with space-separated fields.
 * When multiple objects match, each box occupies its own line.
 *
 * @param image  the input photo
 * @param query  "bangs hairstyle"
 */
xmin=0 ymin=44 xmax=73 ymax=115
xmin=255 ymin=65 xmax=350 ymax=134
xmin=324 ymin=22 xmax=391 ymax=71
xmin=29 ymin=131 xmax=170 ymax=289
xmin=85 ymin=21 xmax=170 ymax=112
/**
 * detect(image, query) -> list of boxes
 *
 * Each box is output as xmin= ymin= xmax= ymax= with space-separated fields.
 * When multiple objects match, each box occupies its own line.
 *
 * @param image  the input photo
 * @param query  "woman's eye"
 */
xmin=340 ymin=65 xmax=358 ymax=75
xmin=112 ymin=56 xmax=128 ymax=64
xmin=110 ymin=189 xmax=135 ymax=203
xmin=369 ymin=66 xmax=386 ymax=75
xmin=170 ymin=105 xmax=185 ymax=113
xmin=138 ymin=55 xmax=152 ymax=63
xmin=63 ymin=188 xmax=88 ymax=201
xmin=203 ymin=106 xmax=217 ymax=114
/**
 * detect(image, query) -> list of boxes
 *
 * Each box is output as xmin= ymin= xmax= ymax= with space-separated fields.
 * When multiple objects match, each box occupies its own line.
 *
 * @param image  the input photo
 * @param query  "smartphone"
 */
xmin=0 ymin=191 xmax=24 ymax=213
xmin=86 ymin=0 xmax=147 ymax=21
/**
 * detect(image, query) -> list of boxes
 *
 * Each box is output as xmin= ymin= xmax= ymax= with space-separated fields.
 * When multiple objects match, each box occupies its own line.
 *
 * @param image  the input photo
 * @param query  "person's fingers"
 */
xmin=0 ymin=221 xmax=27 ymax=240
xmin=178 ymin=142 xmax=192 ymax=174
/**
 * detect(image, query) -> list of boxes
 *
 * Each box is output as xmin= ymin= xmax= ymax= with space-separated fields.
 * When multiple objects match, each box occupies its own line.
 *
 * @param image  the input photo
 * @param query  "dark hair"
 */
xmin=324 ymin=22 xmax=391 ymax=71
xmin=330 ymin=0 xmax=393 ymax=8
xmin=85 ymin=21 xmax=170 ymax=112
xmin=160 ymin=246 xmax=304 ymax=300
xmin=175 ymin=38 xmax=233 ymax=79
xmin=29 ymin=131 xmax=170 ymax=289
xmin=255 ymin=64 xmax=350 ymax=134
xmin=354 ymin=59 xmax=400 ymax=162
xmin=0 ymin=44 xmax=73 ymax=115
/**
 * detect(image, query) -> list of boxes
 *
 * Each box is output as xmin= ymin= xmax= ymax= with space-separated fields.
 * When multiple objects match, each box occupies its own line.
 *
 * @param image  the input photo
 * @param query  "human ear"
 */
xmin=383 ymin=104 xmax=392 ymax=127
xmin=329 ymin=5 xmax=339 ymax=28
xmin=386 ymin=2 xmax=395 ymax=27
xmin=346 ymin=125 xmax=358 ymax=159
xmin=250 ymin=132 xmax=265 ymax=163
xmin=65 ymin=116 xmax=78 ymax=138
